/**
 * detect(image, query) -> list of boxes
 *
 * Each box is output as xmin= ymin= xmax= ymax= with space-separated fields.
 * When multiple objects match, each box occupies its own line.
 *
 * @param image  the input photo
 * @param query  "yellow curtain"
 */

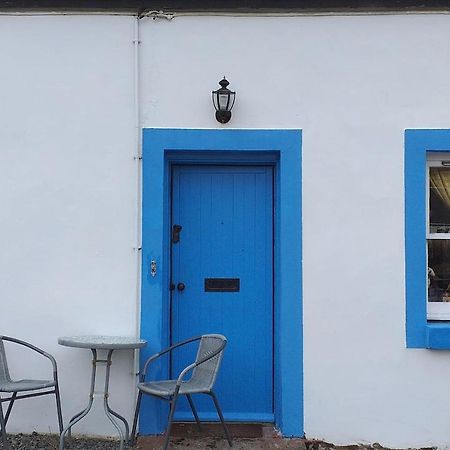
xmin=430 ymin=168 xmax=450 ymax=209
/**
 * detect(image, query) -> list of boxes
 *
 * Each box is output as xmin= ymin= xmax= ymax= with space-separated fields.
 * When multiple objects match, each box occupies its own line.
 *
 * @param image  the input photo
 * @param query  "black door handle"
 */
xmin=177 ymin=282 xmax=186 ymax=291
xmin=172 ymin=225 xmax=182 ymax=243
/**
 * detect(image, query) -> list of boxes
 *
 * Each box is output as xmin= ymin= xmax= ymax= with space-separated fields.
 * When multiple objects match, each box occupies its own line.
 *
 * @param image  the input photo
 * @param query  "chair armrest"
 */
xmin=0 ymin=336 xmax=58 ymax=379
xmin=141 ymin=336 xmax=202 ymax=381
xmin=140 ymin=353 xmax=162 ymax=381
xmin=176 ymin=362 xmax=197 ymax=385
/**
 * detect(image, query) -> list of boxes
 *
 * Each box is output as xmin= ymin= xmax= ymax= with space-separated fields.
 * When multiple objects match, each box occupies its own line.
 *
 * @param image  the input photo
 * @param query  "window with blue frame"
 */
xmin=427 ymin=155 xmax=450 ymax=320
xmin=405 ymin=129 xmax=450 ymax=349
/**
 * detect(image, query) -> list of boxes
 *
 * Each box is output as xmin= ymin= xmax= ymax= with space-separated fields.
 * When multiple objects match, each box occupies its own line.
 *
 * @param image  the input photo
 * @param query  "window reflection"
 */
xmin=429 ymin=167 xmax=450 ymax=233
xmin=428 ymin=240 xmax=450 ymax=302
xmin=428 ymin=167 xmax=450 ymax=303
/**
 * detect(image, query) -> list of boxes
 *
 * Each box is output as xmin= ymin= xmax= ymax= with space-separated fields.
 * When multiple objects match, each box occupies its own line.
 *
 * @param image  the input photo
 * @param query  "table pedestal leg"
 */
xmin=59 ymin=349 xmax=129 ymax=450
xmin=103 ymin=349 xmax=129 ymax=450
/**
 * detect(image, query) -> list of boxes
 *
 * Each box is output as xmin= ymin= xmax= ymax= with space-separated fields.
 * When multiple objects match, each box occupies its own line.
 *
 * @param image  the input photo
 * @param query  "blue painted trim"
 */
xmin=425 ymin=324 xmax=450 ymax=349
xmin=140 ymin=128 xmax=303 ymax=437
xmin=405 ymin=129 xmax=450 ymax=349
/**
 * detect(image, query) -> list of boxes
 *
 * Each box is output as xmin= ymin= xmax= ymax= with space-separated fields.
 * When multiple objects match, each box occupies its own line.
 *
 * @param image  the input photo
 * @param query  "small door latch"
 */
xmin=150 ymin=260 xmax=157 ymax=277
xmin=172 ymin=224 xmax=182 ymax=243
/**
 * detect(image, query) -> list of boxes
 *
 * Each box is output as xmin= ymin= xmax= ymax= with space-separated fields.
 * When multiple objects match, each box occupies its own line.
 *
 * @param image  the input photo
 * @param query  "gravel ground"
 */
xmin=0 ymin=433 xmax=438 ymax=450
xmin=0 ymin=433 xmax=129 ymax=449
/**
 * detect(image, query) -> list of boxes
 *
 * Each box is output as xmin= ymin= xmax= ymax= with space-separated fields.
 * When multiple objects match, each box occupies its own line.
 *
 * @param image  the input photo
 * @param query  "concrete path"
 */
xmin=137 ymin=423 xmax=303 ymax=449
xmin=135 ymin=424 xmax=407 ymax=450
xmin=0 ymin=425 xmax=435 ymax=450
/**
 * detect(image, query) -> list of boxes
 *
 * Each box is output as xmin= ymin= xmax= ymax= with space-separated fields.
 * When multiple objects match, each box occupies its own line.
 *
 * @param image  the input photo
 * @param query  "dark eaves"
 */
xmin=0 ymin=0 xmax=450 ymax=13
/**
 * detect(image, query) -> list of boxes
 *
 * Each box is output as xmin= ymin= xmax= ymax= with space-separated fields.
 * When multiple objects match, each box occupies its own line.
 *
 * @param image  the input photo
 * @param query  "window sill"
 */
xmin=426 ymin=323 xmax=450 ymax=349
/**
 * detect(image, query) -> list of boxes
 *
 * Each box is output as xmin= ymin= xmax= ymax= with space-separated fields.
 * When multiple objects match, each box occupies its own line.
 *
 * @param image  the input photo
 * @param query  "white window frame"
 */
xmin=427 ymin=153 xmax=450 ymax=320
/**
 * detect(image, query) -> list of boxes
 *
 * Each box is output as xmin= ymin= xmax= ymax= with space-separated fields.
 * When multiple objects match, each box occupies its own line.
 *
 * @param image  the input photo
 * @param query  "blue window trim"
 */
xmin=140 ymin=128 xmax=303 ymax=437
xmin=405 ymin=129 xmax=450 ymax=349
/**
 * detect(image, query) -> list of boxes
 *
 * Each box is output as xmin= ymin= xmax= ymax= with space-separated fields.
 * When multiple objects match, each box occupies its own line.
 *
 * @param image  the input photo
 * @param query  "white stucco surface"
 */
xmin=0 ymin=15 xmax=136 ymax=435
xmin=2 ymin=11 xmax=450 ymax=447
xmin=139 ymin=15 xmax=450 ymax=447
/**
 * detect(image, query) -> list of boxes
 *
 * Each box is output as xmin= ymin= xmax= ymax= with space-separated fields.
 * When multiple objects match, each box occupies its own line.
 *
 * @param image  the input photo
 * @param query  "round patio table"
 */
xmin=58 ymin=335 xmax=147 ymax=450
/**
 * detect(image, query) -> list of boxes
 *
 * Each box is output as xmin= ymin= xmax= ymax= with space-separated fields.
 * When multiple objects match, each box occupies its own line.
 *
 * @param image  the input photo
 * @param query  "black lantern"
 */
xmin=212 ymin=77 xmax=236 ymax=124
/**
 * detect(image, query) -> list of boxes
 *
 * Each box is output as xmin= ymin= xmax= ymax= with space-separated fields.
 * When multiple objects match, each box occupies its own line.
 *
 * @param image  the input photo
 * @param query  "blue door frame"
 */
xmin=140 ymin=128 xmax=303 ymax=437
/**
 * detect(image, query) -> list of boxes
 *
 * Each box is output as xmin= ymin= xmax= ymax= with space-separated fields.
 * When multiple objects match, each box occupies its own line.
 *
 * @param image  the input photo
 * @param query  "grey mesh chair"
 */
xmin=131 ymin=334 xmax=232 ymax=450
xmin=0 ymin=336 xmax=63 ymax=450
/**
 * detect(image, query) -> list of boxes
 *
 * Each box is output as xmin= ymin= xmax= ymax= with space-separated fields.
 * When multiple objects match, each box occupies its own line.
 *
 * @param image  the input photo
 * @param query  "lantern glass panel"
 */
xmin=218 ymin=93 xmax=230 ymax=111
xmin=228 ymin=93 xmax=236 ymax=110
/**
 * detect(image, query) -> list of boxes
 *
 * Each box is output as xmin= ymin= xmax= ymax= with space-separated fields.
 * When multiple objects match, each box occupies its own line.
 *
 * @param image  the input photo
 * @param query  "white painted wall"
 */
xmin=139 ymin=14 xmax=450 ymax=447
xmin=2 ymin=11 xmax=450 ymax=447
xmin=0 ymin=15 xmax=136 ymax=435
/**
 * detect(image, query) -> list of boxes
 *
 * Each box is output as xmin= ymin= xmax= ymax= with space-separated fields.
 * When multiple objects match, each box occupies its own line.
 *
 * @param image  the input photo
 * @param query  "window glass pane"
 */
xmin=428 ymin=240 xmax=450 ymax=302
xmin=429 ymin=167 xmax=450 ymax=233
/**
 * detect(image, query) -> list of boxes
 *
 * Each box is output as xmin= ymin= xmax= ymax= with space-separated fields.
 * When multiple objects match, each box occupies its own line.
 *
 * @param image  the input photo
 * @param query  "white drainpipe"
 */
xmin=133 ymin=14 xmax=142 ymax=378
xmin=131 ymin=10 xmax=174 ymax=378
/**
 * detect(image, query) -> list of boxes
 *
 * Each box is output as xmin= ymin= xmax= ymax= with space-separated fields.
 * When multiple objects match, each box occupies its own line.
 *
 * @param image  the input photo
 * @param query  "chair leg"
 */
xmin=209 ymin=391 xmax=232 ymax=447
xmin=130 ymin=391 xmax=143 ymax=446
xmin=186 ymin=394 xmax=202 ymax=432
xmin=164 ymin=390 xmax=179 ymax=450
xmin=0 ymin=399 xmax=11 ymax=450
xmin=55 ymin=386 xmax=64 ymax=435
xmin=4 ymin=393 xmax=16 ymax=425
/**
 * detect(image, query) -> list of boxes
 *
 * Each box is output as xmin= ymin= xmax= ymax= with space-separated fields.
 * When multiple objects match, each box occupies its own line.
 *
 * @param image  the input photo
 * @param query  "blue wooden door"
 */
xmin=171 ymin=165 xmax=274 ymax=422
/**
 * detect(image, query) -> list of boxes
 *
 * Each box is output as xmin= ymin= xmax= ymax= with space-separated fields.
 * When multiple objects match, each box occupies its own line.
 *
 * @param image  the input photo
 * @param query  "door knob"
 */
xmin=177 ymin=282 xmax=186 ymax=291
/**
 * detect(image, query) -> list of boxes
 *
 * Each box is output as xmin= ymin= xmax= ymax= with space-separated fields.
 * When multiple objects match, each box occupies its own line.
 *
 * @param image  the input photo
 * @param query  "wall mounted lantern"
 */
xmin=212 ymin=77 xmax=236 ymax=124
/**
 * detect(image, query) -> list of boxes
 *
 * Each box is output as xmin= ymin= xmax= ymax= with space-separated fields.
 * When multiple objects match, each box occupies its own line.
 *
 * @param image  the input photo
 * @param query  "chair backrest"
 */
xmin=0 ymin=338 xmax=11 ymax=383
xmin=190 ymin=334 xmax=226 ymax=391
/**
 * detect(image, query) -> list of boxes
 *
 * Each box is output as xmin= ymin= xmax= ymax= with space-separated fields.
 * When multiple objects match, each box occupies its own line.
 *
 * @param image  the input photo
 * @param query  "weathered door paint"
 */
xmin=170 ymin=165 xmax=274 ymax=422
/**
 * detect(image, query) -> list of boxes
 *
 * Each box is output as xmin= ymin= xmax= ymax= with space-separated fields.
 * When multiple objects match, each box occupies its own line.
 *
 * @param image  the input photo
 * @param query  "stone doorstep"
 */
xmin=136 ymin=438 xmax=304 ymax=450
xmin=136 ymin=423 xmax=305 ymax=449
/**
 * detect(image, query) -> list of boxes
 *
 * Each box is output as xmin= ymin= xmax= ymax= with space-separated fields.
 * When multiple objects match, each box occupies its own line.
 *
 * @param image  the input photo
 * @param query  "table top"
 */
xmin=58 ymin=335 xmax=147 ymax=350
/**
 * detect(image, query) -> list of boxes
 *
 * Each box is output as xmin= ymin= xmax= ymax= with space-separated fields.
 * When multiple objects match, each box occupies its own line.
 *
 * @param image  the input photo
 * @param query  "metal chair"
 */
xmin=0 ymin=336 xmax=63 ymax=450
xmin=131 ymin=334 xmax=232 ymax=450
